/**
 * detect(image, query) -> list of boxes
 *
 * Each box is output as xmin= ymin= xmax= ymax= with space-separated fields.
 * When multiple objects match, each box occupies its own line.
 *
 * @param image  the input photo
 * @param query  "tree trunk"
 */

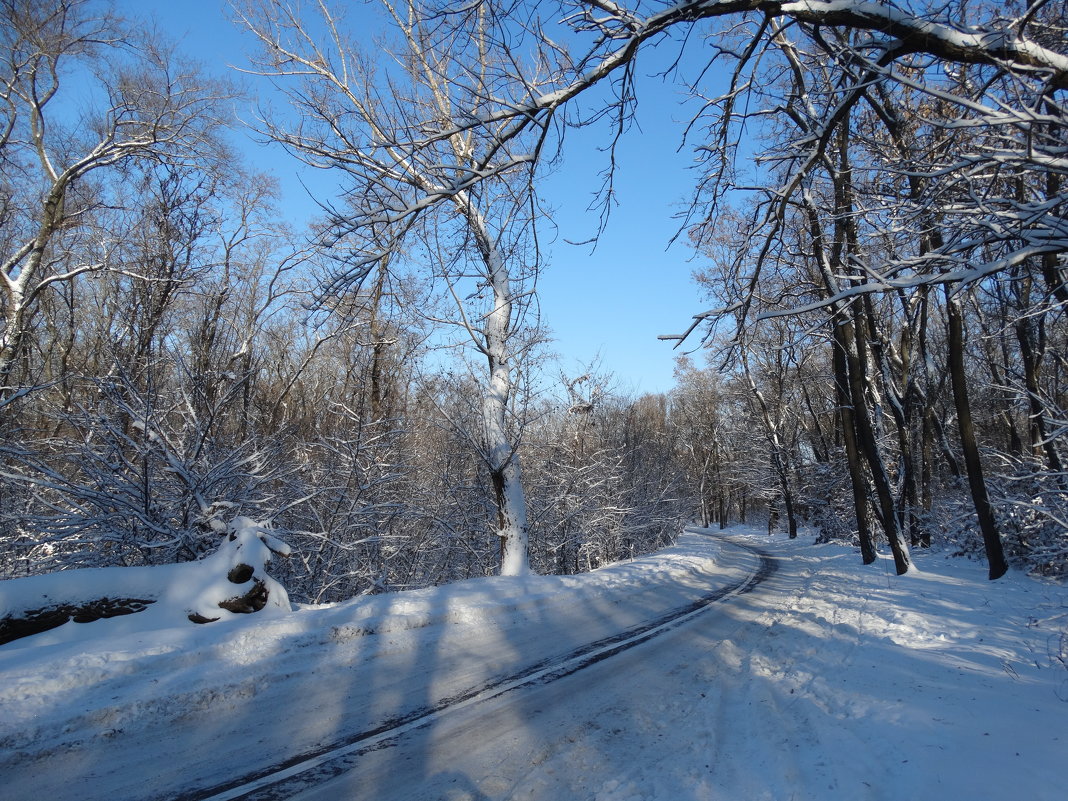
xmin=1015 ymin=315 xmax=1064 ymax=476
xmin=832 ymin=323 xmax=877 ymax=564
xmin=945 ymin=289 xmax=1008 ymax=580
xmin=863 ymin=293 xmax=922 ymax=547
xmin=367 ymin=261 xmax=390 ymax=425
xmin=1040 ymin=169 xmax=1068 ymax=306
xmin=802 ymin=189 xmax=879 ymax=566
xmin=844 ymin=306 xmax=911 ymax=574
xmin=920 ymin=412 xmax=933 ymax=548
xmin=474 ymin=212 xmax=529 ymax=576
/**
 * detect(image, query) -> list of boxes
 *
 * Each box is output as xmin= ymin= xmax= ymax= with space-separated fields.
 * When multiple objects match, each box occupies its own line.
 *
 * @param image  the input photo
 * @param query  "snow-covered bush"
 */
xmin=798 ymin=456 xmax=857 ymax=546
xmin=0 ymin=378 xmax=291 ymax=576
xmin=921 ymin=457 xmax=1068 ymax=577
xmin=986 ymin=459 xmax=1068 ymax=577
xmin=267 ymin=415 xmax=423 ymax=604
xmin=523 ymin=387 xmax=687 ymax=576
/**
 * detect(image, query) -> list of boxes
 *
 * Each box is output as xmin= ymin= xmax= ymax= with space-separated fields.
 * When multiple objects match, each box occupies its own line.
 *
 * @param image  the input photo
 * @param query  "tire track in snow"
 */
xmin=181 ymin=535 xmax=774 ymax=801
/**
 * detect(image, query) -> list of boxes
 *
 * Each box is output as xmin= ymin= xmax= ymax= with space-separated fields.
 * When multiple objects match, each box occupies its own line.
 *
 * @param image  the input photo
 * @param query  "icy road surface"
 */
xmin=1 ymin=528 xmax=1065 ymax=801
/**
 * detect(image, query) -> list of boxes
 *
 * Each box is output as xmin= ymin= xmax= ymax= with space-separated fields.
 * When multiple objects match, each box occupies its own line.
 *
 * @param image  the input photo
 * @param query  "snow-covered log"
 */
xmin=0 ymin=518 xmax=292 ymax=646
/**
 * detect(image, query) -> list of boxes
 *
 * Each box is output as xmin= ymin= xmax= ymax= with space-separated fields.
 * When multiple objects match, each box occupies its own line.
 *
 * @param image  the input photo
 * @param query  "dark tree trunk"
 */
xmin=945 ymin=289 xmax=1008 ymax=580
xmin=1015 ymin=315 xmax=1065 ymax=476
xmin=919 ymin=412 xmax=933 ymax=548
xmin=863 ymin=294 xmax=922 ymax=548
xmin=832 ymin=325 xmax=877 ymax=564
xmin=802 ymin=182 xmax=878 ymax=565
xmin=845 ymin=306 xmax=911 ymax=574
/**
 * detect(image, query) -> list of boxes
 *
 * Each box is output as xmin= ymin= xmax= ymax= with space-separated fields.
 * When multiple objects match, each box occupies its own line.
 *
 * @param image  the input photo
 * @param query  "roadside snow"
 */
xmin=0 ymin=517 xmax=292 ymax=641
xmin=0 ymin=527 xmax=1064 ymax=801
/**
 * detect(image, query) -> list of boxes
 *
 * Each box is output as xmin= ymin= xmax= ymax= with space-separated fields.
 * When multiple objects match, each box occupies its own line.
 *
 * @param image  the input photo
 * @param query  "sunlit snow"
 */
xmin=0 ymin=528 xmax=1064 ymax=800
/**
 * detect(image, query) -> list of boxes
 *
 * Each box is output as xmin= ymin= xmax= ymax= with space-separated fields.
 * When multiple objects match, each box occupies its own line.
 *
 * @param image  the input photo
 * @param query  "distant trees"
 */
xmin=5 ymin=0 xmax=1067 ymax=605
xmin=671 ymin=357 xmax=759 ymax=530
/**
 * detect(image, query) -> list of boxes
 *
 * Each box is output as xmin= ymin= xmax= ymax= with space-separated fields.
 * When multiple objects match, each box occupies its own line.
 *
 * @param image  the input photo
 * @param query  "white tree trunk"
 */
xmin=480 ymin=237 xmax=530 ymax=576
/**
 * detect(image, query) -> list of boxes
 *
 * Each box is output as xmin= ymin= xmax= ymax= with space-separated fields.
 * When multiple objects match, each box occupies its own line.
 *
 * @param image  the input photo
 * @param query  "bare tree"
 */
xmin=0 ymin=0 xmax=230 ymax=405
xmin=236 ymin=0 xmax=554 ymax=575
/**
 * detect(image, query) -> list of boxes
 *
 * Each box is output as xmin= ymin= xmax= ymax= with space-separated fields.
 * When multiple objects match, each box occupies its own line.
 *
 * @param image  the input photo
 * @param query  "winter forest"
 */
xmin=1 ymin=0 xmax=1067 ymax=630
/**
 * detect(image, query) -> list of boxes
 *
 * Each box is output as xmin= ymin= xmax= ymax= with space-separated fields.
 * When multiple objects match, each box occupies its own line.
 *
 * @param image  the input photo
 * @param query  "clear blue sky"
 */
xmin=122 ymin=1 xmax=721 ymax=395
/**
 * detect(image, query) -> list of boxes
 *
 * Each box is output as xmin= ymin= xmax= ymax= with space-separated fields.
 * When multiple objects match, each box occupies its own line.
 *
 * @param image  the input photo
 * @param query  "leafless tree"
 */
xmin=0 ymin=0 xmax=231 ymax=406
xmin=236 ymin=0 xmax=557 ymax=575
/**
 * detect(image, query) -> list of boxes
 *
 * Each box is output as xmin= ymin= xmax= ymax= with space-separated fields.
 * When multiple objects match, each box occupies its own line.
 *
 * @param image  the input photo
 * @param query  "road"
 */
xmin=191 ymin=536 xmax=778 ymax=801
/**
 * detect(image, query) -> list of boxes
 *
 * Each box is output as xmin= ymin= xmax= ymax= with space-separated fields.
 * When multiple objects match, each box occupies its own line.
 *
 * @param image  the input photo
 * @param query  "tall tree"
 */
xmin=237 ymin=0 xmax=552 ymax=575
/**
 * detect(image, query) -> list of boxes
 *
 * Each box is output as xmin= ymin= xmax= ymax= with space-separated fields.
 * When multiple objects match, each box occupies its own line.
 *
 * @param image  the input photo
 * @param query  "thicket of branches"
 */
xmin=0 ymin=1 xmax=733 ymax=603
xmin=642 ymin=0 xmax=1066 ymax=576
xmin=3 ymin=0 xmax=1066 ymax=605
xmin=680 ymin=0 xmax=1068 ymax=577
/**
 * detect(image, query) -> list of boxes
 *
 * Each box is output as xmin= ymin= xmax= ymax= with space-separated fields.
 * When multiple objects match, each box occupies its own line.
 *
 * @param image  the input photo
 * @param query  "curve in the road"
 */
xmin=184 ymin=534 xmax=775 ymax=801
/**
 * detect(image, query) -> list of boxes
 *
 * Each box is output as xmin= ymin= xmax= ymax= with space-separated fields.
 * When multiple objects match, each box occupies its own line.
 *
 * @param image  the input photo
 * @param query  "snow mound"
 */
xmin=0 ymin=517 xmax=291 ymax=648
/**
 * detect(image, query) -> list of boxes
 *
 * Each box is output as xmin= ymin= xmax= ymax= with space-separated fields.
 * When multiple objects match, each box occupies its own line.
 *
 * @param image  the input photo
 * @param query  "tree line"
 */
xmin=2 ymin=0 xmax=1066 ymax=605
xmin=0 ymin=0 xmax=700 ymax=602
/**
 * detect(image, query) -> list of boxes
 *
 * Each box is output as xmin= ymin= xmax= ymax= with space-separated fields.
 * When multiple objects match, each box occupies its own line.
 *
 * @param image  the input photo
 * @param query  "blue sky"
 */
xmin=122 ymin=1 xmax=720 ymax=395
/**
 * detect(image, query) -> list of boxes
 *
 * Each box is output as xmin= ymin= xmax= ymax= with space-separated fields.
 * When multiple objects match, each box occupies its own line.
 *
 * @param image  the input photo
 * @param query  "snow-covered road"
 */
xmin=2 ymin=528 xmax=1065 ymax=801
xmin=225 ymin=540 xmax=774 ymax=801
xmin=191 ymin=537 xmax=772 ymax=801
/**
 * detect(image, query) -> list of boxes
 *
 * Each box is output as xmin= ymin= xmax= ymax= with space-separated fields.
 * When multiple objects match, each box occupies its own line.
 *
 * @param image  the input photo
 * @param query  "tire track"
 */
xmin=182 ymin=535 xmax=774 ymax=801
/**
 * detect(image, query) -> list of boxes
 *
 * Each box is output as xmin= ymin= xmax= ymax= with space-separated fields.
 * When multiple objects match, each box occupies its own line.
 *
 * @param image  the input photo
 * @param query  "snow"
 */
xmin=0 ymin=518 xmax=291 ymax=646
xmin=0 ymin=527 xmax=1064 ymax=800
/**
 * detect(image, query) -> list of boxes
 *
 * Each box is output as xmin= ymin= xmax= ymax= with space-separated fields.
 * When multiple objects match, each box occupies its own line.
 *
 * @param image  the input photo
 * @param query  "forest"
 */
xmin=1 ymin=0 xmax=1065 ymax=615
